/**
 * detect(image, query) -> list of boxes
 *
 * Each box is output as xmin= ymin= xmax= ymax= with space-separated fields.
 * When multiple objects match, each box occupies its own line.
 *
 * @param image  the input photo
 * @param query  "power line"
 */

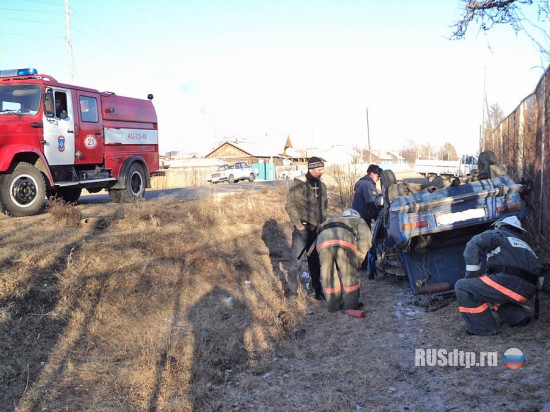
xmin=0 ymin=16 xmax=61 ymax=25
xmin=0 ymin=7 xmax=62 ymax=13
xmin=68 ymin=6 xmax=143 ymax=55
xmin=2 ymin=2 xmax=141 ymax=54
xmin=2 ymin=0 xmax=147 ymax=71
xmin=18 ymin=0 xmax=64 ymax=5
xmin=0 ymin=31 xmax=63 ymax=37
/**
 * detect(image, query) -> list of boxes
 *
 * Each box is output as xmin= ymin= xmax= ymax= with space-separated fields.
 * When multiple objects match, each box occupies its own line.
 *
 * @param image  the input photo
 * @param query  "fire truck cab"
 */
xmin=0 ymin=68 xmax=159 ymax=217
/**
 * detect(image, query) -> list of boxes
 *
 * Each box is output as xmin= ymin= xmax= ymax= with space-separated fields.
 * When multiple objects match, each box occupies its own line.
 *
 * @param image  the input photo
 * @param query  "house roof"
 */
xmin=163 ymin=157 xmax=227 ymax=168
xmin=205 ymin=139 xmax=286 ymax=158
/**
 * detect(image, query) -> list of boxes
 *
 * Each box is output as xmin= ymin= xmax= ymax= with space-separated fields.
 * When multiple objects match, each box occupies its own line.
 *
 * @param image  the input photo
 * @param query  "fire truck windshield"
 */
xmin=0 ymin=85 xmax=41 ymax=115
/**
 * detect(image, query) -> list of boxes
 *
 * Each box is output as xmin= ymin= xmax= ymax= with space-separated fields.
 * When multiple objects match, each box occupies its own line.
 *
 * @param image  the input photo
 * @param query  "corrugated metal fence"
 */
xmin=484 ymin=65 xmax=549 ymax=248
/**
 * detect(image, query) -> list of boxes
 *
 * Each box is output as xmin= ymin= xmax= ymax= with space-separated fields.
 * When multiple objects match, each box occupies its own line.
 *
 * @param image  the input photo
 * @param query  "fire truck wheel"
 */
xmin=228 ymin=174 xmax=235 ymax=184
xmin=108 ymin=189 xmax=123 ymax=203
xmin=109 ymin=162 xmax=146 ymax=203
xmin=55 ymin=187 xmax=82 ymax=203
xmin=0 ymin=162 xmax=46 ymax=217
xmin=248 ymin=173 xmax=255 ymax=182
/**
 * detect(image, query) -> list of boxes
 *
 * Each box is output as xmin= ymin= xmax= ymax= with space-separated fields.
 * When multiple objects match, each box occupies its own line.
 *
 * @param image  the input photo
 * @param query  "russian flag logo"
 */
xmin=503 ymin=348 xmax=525 ymax=370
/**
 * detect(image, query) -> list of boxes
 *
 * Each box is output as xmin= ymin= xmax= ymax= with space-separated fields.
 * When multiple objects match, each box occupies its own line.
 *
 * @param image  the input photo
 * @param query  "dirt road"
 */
xmin=216 ymin=269 xmax=550 ymax=411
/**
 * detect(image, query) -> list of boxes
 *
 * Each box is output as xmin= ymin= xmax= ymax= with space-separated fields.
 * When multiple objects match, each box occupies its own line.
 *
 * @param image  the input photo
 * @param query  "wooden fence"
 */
xmin=484 ymin=65 xmax=549 ymax=252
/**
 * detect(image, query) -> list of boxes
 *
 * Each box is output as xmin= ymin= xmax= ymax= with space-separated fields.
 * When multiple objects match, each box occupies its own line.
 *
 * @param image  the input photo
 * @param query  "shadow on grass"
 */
xmin=0 ymin=219 xmax=116 ymax=411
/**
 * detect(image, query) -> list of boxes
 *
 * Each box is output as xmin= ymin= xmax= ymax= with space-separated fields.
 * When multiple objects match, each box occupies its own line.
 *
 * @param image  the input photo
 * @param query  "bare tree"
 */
xmin=417 ymin=143 xmax=437 ymax=160
xmin=451 ymin=0 xmax=550 ymax=61
xmin=325 ymin=147 xmax=366 ymax=208
xmin=400 ymin=139 xmax=418 ymax=164
xmin=438 ymin=142 xmax=459 ymax=160
xmin=487 ymin=102 xmax=505 ymax=129
xmin=483 ymin=102 xmax=505 ymax=151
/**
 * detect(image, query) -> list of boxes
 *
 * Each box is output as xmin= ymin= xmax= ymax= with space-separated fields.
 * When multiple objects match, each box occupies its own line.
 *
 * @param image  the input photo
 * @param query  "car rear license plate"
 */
xmin=436 ymin=208 xmax=486 ymax=226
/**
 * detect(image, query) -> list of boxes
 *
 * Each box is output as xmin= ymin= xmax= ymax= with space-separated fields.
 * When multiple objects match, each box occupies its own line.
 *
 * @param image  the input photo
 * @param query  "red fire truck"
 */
xmin=0 ymin=68 xmax=159 ymax=217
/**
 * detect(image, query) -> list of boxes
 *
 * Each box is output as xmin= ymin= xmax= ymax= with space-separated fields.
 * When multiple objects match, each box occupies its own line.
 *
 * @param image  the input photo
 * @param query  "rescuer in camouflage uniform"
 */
xmin=316 ymin=209 xmax=372 ymax=312
xmin=455 ymin=216 xmax=543 ymax=335
xmin=285 ymin=157 xmax=328 ymax=301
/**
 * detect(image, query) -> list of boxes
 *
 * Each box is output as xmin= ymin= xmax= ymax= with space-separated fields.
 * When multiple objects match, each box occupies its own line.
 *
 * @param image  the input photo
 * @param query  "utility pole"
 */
xmin=65 ymin=0 xmax=74 ymax=83
xmin=366 ymin=107 xmax=372 ymax=163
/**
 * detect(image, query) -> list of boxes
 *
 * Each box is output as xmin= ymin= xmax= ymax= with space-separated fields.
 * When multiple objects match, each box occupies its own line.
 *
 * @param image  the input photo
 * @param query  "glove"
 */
xmin=464 ymin=270 xmax=480 ymax=278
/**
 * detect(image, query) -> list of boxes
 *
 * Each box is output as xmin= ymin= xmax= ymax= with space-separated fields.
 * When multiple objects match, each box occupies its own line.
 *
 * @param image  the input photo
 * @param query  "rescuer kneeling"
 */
xmin=455 ymin=216 xmax=544 ymax=335
xmin=316 ymin=209 xmax=372 ymax=313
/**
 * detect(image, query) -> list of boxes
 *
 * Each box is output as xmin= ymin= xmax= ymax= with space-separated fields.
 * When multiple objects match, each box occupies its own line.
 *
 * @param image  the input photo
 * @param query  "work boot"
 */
xmin=315 ymin=291 xmax=326 ymax=301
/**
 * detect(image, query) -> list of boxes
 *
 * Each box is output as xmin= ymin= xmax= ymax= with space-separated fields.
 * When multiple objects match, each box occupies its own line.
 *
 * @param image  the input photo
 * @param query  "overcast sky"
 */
xmin=2 ymin=0 xmax=548 ymax=156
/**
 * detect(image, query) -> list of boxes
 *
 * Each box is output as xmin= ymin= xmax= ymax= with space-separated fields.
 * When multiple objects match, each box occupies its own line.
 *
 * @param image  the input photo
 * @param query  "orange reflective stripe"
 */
xmin=479 ymin=275 xmax=528 ymax=303
xmin=459 ymin=303 xmax=490 ymax=313
xmin=323 ymin=285 xmax=342 ymax=294
xmin=316 ymin=239 xmax=358 ymax=252
xmin=343 ymin=282 xmax=361 ymax=292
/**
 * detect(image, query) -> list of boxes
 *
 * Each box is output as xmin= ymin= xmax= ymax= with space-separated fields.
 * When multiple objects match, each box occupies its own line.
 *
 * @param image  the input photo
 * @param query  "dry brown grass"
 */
xmin=0 ymin=187 xmax=310 ymax=411
xmin=47 ymin=198 xmax=82 ymax=227
xmin=1 ymin=185 xmax=550 ymax=412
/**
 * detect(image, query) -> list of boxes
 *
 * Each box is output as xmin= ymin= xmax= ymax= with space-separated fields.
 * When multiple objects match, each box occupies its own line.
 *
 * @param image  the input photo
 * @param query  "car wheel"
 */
xmin=228 ymin=174 xmax=235 ymax=184
xmin=248 ymin=173 xmax=255 ymax=182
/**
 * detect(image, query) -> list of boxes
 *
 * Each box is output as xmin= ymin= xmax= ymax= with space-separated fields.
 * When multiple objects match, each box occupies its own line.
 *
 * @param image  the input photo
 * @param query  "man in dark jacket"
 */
xmin=285 ymin=156 xmax=328 ymax=301
xmin=316 ymin=208 xmax=372 ymax=312
xmin=455 ymin=216 xmax=544 ymax=335
xmin=351 ymin=164 xmax=383 ymax=228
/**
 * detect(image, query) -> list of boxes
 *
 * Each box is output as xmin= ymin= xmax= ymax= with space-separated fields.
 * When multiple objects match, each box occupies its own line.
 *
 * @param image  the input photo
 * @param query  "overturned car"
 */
xmin=369 ymin=151 xmax=526 ymax=295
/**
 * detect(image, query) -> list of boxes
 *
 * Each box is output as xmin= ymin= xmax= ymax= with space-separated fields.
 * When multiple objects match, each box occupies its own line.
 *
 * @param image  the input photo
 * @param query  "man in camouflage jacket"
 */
xmin=285 ymin=157 xmax=328 ymax=300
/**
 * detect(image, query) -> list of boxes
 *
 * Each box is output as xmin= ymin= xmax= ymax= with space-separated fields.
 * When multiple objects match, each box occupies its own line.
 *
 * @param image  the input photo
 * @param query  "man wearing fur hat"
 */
xmin=316 ymin=208 xmax=372 ymax=312
xmin=455 ymin=216 xmax=544 ymax=335
xmin=285 ymin=156 xmax=328 ymax=301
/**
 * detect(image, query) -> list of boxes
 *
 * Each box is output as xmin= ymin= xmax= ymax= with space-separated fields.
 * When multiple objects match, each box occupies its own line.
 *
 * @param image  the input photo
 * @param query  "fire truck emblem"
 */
xmin=84 ymin=135 xmax=97 ymax=149
xmin=58 ymin=135 xmax=65 ymax=152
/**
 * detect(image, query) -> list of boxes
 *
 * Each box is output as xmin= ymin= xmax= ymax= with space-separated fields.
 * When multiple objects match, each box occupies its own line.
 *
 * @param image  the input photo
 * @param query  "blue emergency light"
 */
xmin=0 ymin=68 xmax=38 ymax=77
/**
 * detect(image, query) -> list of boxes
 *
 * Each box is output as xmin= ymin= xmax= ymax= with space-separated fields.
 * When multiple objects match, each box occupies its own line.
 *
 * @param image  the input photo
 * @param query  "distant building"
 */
xmin=205 ymin=141 xmax=282 ymax=164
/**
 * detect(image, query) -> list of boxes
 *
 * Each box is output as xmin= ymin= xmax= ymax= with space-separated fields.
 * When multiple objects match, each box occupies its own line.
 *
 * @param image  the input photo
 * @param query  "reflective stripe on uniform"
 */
xmin=479 ymin=275 xmax=528 ymax=303
xmin=343 ymin=282 xmax=361 ymax=292
xmin=459 ymin=303 xmax=490 ymax=313
xmin=466 ymin=264 xmax=481 ymax=271
xmin=487 ymin=246 xmax=501 ymax=259
xmin=316 ymin=239 xmax=358 ymax=252
xmin=323 ymin=285 xmax=342 ymax=294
